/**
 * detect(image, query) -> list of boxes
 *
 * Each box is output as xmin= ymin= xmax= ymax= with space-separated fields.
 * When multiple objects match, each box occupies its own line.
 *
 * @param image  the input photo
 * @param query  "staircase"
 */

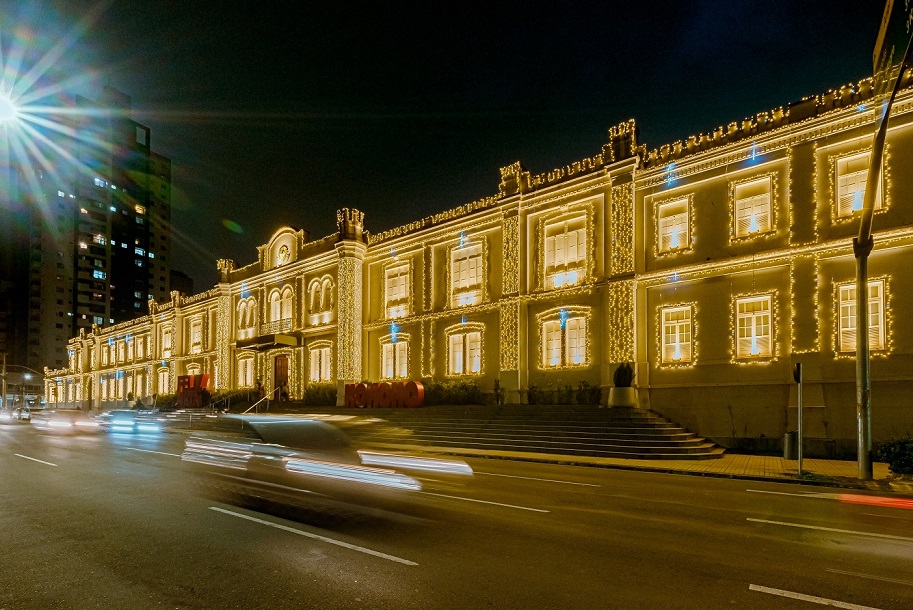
xmin=243 ymin=404 xmax=725 ymax=460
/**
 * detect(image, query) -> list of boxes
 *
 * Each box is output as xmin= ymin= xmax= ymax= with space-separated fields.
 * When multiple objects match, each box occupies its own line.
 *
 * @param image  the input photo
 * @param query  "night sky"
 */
xmin=3 ymin=1 xmax=885 ymax=291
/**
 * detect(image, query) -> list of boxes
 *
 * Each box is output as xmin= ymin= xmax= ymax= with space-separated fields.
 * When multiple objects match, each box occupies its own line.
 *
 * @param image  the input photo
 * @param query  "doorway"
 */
xmin=274 ymin=354 xmax=289 ymax=399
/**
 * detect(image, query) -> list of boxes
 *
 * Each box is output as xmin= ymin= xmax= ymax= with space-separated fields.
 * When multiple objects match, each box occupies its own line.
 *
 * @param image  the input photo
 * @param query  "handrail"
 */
xmin=242 ymin=387 xmax=279 ymax=415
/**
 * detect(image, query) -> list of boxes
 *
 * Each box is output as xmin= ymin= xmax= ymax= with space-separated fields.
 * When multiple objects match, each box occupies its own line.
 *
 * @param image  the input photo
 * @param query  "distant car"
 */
xmin=30 ymin=409 xmax=102 ymax=433
xmin=183 ymin=417 xmax=472 ymax=520
xmin=0 ymin=406 xmax=32 ymax=424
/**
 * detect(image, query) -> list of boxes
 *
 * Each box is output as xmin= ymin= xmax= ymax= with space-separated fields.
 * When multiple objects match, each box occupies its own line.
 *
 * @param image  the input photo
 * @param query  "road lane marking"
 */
xmin=862 ymin=512 xmax=909 ymax=520
xmin=476 ymin=471 xmax=600 ymax=487
xmin=209 ymin=506 xmax=417 ymax=566
xmin=127 ymin=448 xmax=181 ymax=457
xmin=749 ymin=584 xmax=881 ymax=609
xmin=420 ymin=491 xmax=549 ymax=513
xmin=747 ymin=489 xmax=834 ymax=499
xmin=747 ymin=518 xmax=913 ymax=543
xmin=826 ymin=568 xmax=913 ymax=587
xmin=14 ymin=454 xmax=57 ymax=467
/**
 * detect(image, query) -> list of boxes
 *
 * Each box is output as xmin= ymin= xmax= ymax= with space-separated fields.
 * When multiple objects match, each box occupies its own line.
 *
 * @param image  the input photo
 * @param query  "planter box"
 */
xmin=608 ymin=387 xmax=637 ymax=408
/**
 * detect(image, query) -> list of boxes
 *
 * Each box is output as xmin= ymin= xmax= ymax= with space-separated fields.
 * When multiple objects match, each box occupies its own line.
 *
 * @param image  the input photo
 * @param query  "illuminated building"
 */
xmin=0 ymin=86 xmax=172 ymax=371
xmin=47 ymin=76 xmax=913 ymax=454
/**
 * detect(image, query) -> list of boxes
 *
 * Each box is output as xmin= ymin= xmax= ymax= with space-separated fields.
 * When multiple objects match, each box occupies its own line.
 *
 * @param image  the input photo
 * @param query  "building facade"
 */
xmin=47 ymin=77 xmax=913 ymax=454
xmin=0 ymin=86 xmax=172 ymax=372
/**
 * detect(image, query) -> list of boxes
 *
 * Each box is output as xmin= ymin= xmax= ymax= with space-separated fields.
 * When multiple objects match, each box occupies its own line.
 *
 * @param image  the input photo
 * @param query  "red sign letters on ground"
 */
xmin=344 ymin=381 xmax=424 ymax=408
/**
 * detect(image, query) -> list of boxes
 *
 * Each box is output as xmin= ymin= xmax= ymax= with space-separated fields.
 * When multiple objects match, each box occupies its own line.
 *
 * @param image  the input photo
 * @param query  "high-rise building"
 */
xmin=0 ymin=85 xmax=171 ymax=372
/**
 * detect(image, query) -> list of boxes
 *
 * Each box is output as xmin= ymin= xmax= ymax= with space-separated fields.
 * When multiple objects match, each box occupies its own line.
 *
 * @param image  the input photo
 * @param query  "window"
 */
xmin=309 ymin=344 xmax=332 ymax=382
xmin=734 ymin=177 xmax=772 ymax=237
xmin=135 ymin=247 xmax=145 ymax=256
xmin=135 ymin=204 xmax=146 ymax=215
xmin=836 ymin=152 xmax=882 ymax=217
xmin=93 ymin=270 xmax=106 ymax=280
xmin=838 ymin=280 xmax=885 ymax=352
xmin=661 ymin=306 xmax=693 ymax=363
xmin=381 ymin=337 xmax=409 ymax=379
xmin=544 ymin=216 xmax=587 ymax=288
xmin=189 ymin=319 xmax=203 ymax=354
xmin=447 ymin=327 xmax=482 ymax=375
xmin=161 ymin=329 xmax=172 ymax=358
xmin=136 ymin=337 xmax=145 ymax=360
xmin=238 ymin=358 xmax=254 ymax=387
xmin=385 ymin=263 xmax=410 ymax=318
xmin=540 ymin=314 xmax=588 ymax=368
xmin=93 ymin=234 xmax=106 ymax=245
xmin=658 ymin=199 xmax=690 ymax=253
xmin=238 ymin=299 xmax=256 ymax=339
xmin=158 ymin=368 xmax=170 ymax=394
xmin=735 ymin=296 xmax=772 ymax=359
xmin=451 ymin=243 xmax=483 ymax=306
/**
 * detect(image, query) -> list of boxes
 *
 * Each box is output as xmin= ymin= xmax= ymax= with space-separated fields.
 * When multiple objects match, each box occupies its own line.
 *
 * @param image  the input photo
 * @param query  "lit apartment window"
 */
xmin=836 ymin=152 xmax=882 ymax=217
xmin=93 ymin=234 xmax=106 ymax=245
xmin=448 ymin=328 xmax=482 ymax=375
xmin=661 ymin=306 xmax=693 ymax=363
xmin=540 ymin=315 xmax=587 ymax=368
xmin=544 ymin=216 xmax=587 ymax=288
xmin=381 ymin=337 xmax=409 ymax=380
xmin=735 ymin=296 xmax=772 ymax=358
xmin=190 ymin=319 xmax=203 ymax=354
xmin=238 ymin=358 xmax=254 ymax=387
xmin=135 ymin=204 xmax=146 ymax=215
xmin=658 ymin=199 xmax=690 ymax=253
xmin=451 ymin=243 xmax=483 ymax=306
xmin=94 ymin=178 xmax=106 ymax=187
xmin=734 ymin=177 xmax=772 ymax=237
xmin=309 ymin=345 xmax=332 ymax=382
xmin=135 ymin=247 xmax=145 ymax=256
xmin=385 ymin=262 xmax=410 ymax=318
xmin=838 ymin=280 xmax=885 ymax=352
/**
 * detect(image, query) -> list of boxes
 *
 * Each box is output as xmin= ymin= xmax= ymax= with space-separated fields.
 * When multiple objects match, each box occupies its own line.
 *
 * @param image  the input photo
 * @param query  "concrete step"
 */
xmin=366 ymin=440 xmax=726 ymax=460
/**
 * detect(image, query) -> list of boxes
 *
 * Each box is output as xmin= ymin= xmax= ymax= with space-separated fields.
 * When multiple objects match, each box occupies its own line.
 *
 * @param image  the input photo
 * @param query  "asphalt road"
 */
xmin=1 ymin=422 xmax=912 ymax=609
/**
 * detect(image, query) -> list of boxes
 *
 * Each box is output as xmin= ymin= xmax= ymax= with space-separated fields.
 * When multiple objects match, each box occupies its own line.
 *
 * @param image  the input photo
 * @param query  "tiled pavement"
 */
xmin=368 ymin=442 xmax=913 ymax=496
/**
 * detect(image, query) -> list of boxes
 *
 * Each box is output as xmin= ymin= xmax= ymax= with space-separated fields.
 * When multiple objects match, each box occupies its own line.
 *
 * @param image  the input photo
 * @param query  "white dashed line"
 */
xmin=749 ymin=584 xmax=881 ymax=609
xmin=747 ymin=518 xmax=913 ymax=543
xmin=127 ymin=447 xmax=182 ymax=457
xmin=14 ymin=454 xmax=58 ymax=467
xmin=209 ymin=506 xmax=418 ymax=565
xmin=476 ymin=471 xmax=601 ymax=487
xmin=421 ymin=491 xmax=550 ymax=513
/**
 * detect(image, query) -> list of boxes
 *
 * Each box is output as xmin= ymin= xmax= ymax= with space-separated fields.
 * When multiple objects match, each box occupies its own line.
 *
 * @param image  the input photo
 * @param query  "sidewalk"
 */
xmin=366 ymin=441 xmax=913 ymax=496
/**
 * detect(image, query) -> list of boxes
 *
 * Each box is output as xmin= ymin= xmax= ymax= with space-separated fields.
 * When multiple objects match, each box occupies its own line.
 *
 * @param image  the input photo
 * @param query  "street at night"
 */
xmin=2 ymin=424 xmax=911 ymax=609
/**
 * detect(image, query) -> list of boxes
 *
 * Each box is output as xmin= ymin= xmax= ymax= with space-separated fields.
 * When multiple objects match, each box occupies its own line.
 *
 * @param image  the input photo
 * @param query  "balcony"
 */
xmin=260 ymin=318 xmax=292 ymax=334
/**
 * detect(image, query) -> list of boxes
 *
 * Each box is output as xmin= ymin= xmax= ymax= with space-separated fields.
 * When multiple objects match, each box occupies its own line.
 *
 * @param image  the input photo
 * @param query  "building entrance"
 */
xmin=274 ymin=354 xmax=289 ymax=400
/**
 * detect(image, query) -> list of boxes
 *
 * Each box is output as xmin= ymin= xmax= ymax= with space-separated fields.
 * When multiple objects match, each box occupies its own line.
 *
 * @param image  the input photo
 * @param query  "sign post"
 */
xmin=793 ymin=363 xmax=803 ymax=476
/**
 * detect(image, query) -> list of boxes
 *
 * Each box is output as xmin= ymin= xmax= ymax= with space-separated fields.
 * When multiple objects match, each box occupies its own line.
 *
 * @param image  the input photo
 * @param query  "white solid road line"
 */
xmin=826 ymin=568 xmax=913 ymax=587
xmin=475 ymin=471 xmax=601 ymax=487
xmin=14 ymin=453 xmax=58 ymax=467
xmin=127 ymin=447 xmax=181 ymax=457
xmin=747 ymin=518 xmax=913 ymax=543
xmin=209 ymin=506 xmax=418 ymax=566
xmin=749 ymin=584 xmax=881 ymax=609
xmin=420 ymin=491 xmax=550 ymax=513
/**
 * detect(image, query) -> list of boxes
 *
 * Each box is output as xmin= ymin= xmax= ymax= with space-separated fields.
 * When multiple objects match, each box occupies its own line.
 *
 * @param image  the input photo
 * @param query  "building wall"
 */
xmin=46 ymin=79 xmax=913 ymax=454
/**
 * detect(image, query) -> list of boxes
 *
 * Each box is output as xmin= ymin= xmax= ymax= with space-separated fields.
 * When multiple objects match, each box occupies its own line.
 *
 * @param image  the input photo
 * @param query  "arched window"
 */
xmin=309 ymin=281 xmax=320 ymax=313
xmin=321 ymin=278 xmax=334 ymax=311
xmin=280 ymin=287 xmax=293 ymax=320
xmin=269 ymin=291 xmax=282 ymax=322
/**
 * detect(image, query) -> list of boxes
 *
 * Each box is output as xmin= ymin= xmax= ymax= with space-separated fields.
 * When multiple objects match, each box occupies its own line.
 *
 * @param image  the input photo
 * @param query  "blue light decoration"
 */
xmin=240 ymin=281 xmax=250 ymax=299
xmin=160 ymin=360 xmax=167 ymax=368
xmin=461 ymin=315 xmax=467 ymax=324
xmin=125 ymin=333 xmax=132 ymax=343
xmin=559 ymin=308 xmax=569 ymax=330
xmin=857 ymin=103 xmax=867 ymax=113
xmin=390 ymin=247 xmax=397 ymax=259
xmin=108 ymin=337 xmax=114 ymax=347
xmin=459 ymin=231 xmax=467 ymax=248
xmin=390 ymin=321 xmax=399 ymax=343
xmin=116 ymin=370 xmax=124 ymax=379
xmin=750 ymin=141 xmax=759 ymax=162
xmin=665 ymin=163 xmax=676 ymax=186
xmin=669 ymin=271 xmax=679 ymax=283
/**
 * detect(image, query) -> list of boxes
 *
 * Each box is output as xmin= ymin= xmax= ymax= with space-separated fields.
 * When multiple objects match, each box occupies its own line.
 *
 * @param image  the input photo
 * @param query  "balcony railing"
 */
xmin=260 ymin=318 xmax=292 ymax=335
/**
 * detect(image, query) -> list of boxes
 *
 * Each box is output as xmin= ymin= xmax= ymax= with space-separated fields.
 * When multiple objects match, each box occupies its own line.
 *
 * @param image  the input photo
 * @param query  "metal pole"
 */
xmin=797 ymin=364 xmax=804 ymax=476
xmin=1 ymin=352 xmax=6 ymax=411
xmin=854 ymin=238 xmax=874 ymax=479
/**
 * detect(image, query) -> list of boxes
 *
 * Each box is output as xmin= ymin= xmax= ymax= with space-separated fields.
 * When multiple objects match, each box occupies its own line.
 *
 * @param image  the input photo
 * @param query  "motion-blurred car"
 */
xmin=0 ymin=406 xmax=33 ymax=424
xmin=94 ymin=409 xmax=163 ymax=433
xmin=30 ymin=409 xmax=102 ymax=433
xmin=183 ymin=417 xmax=473 ymax=520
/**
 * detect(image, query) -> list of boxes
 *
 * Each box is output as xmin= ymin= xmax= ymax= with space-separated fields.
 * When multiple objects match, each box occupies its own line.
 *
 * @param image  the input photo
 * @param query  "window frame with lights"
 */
xmin=536 ymin=306 xmax=591 ymax=370
xmin=379 ymin=332 xmax=411 ymax=380
xmin=447 ymin=235 xmax=487 ymax=308
xmin=445 ymin=322 xmax=485 ymax=377
xmin=835 ymin=277 xmax=889 ymax=355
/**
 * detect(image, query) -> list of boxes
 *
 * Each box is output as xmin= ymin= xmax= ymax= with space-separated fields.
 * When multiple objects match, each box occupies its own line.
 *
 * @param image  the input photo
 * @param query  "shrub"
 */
xmin=613 ymin=362 xmax=635 ymax=387
xmin=874 ymin=437 xmax=913 ymax=475
xmin=575 ymin=380 xmax=602 ymax=405
xmin=422 ymin=380 xmax=484 ymax=405
xmin=301 ymin=382 xmax=337 ymax=406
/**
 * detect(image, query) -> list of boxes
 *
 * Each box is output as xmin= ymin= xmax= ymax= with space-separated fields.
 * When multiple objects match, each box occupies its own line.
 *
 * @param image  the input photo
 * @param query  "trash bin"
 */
xmin=783 ymin=430 xmax=798 ymax=460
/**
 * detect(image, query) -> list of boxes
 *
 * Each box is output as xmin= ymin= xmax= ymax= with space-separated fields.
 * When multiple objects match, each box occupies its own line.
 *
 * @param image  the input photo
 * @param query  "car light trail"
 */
xmin=14 ymin=454 xmax=57 ymax=467
xmin=748 ymin=584 xmax=881 ymax=610
xmin=746 ymin=518 xmax=913 ymax=543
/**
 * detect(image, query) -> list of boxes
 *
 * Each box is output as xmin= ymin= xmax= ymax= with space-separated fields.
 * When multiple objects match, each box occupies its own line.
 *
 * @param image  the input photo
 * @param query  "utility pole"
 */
xmin=1 ymin=352 xmax=6 ymax=412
